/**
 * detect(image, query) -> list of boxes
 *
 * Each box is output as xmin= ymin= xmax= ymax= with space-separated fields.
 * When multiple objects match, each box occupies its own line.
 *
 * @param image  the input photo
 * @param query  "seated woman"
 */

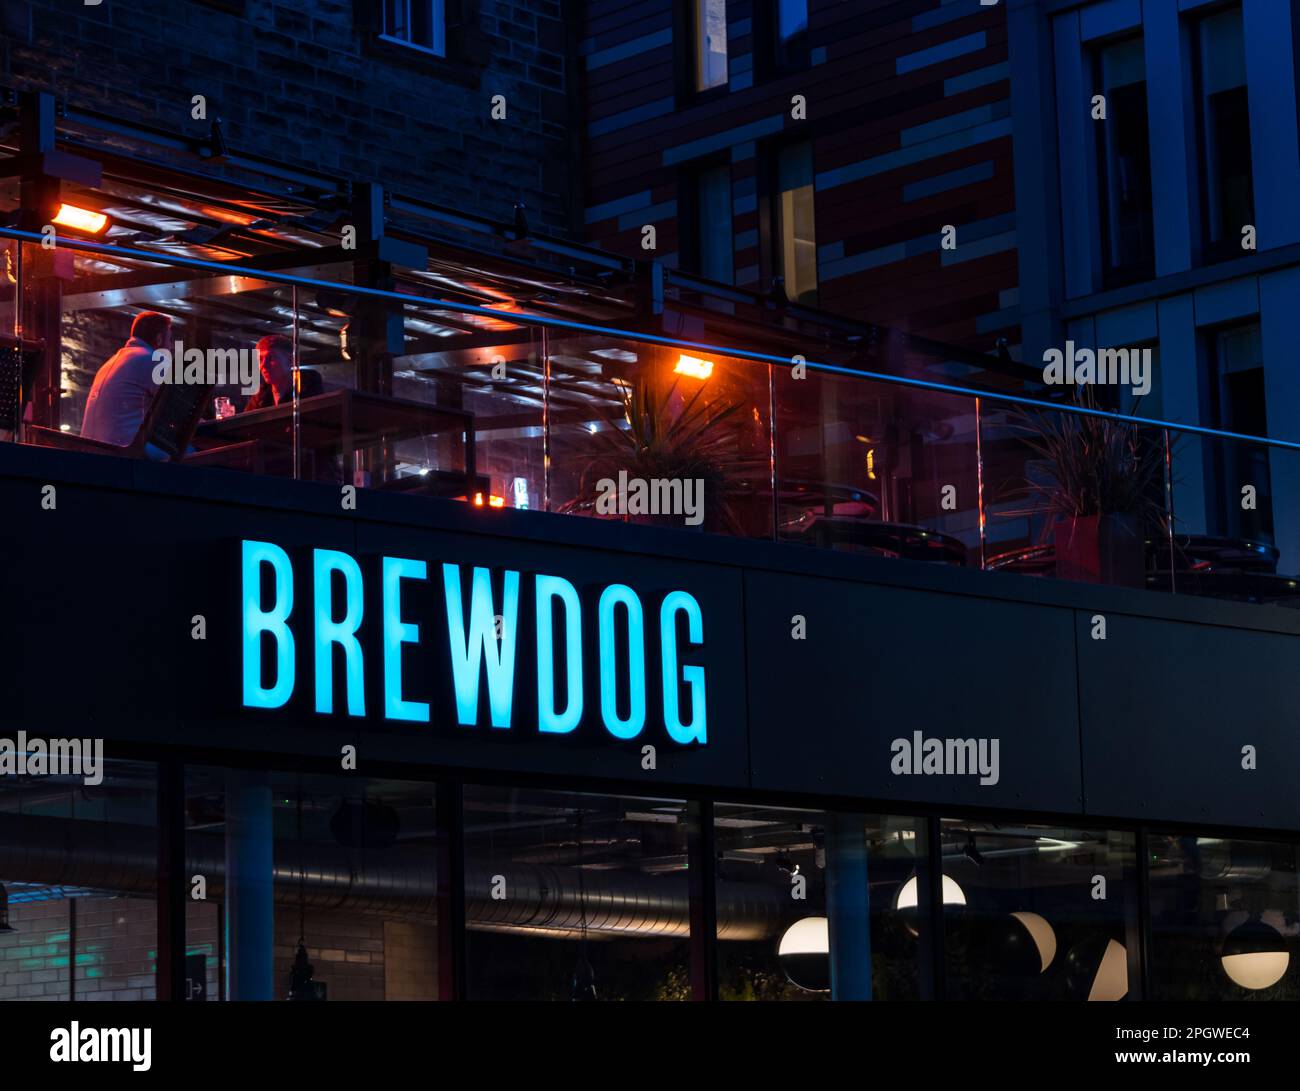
xmin=244 ymin=334 xmax=324 ymax=410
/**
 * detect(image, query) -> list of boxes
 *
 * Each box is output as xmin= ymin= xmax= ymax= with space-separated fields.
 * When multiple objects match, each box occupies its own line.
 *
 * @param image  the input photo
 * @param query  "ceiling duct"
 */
xmin=0 ymin=812 xmax=795 ymax=940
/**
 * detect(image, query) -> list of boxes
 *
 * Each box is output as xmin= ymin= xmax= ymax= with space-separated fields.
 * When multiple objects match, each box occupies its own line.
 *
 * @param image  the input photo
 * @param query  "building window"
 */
xmin=1092 ymin=36 xmax=1154 ymax=286
xmin=1191 ymin=4 xmax=1254 ymax=261
xmin=382 ymin=0 xmax=446 ymax=57
xmin=776 ymin=142 xmax=818 ymax=305
xmin=685 ymin=162 xmax=734 ymax=283
xmin=774 ymin=0 xmax=810 ymax=71
xmin=1205 ymin=322 xmax=1272 ymax=543
xmin=694 ymin=0 xmax=729 ymax=92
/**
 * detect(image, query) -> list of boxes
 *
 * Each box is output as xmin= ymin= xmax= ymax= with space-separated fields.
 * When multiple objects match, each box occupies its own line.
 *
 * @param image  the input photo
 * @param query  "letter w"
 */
xmin=443 ymin=564 xmax=519 ymax=727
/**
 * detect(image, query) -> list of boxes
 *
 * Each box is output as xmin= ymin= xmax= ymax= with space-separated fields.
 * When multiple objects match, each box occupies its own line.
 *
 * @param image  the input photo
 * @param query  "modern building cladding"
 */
xmin=1003 ymin=0 xmax=1300 ymax=578
xmin=580 ymin=0 xmax=1019 ymax=350
xmin=1 ymin=0 xmax=1300 ymax=1011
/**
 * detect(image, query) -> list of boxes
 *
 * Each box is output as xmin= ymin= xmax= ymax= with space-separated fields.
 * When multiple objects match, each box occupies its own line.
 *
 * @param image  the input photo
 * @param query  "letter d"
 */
xmin=242 ymin=540 xmax=295 ymax=708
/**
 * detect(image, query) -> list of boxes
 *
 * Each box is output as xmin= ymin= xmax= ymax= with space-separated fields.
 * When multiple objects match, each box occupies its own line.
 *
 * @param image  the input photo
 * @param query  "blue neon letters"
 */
xmin=240 ymin=540 xmax=708 ymax=745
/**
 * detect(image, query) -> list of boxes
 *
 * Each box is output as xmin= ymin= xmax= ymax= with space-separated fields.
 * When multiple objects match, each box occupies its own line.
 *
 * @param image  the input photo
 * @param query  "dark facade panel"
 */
xmin=742 ymin=568 xmax=1083 ymax=812
xmin=1077 ymin=612 xmax=1300 ymax=831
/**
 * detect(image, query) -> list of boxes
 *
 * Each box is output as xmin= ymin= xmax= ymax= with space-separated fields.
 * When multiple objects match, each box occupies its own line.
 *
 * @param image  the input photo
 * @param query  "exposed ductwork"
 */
xmin=0 ymin=812 xmax=799 ymax=940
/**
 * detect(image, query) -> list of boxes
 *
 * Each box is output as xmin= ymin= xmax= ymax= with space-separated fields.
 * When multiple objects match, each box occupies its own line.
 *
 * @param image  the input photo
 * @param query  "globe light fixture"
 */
xmin=1221 ymin=916 xmax=1289 ymax=991
xmin=777 ymin=916 xmax=830 ymax=992
xmin=894 ymin=873 xmax=966 ymax=911
xmin=1010 ymin=910 xmax=1058 ymax=973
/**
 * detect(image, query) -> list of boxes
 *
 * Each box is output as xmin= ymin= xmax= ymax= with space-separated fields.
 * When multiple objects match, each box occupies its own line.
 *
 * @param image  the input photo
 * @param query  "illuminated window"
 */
xmin=694 ymin=0 xmax=729 ymax=92
xmin=382 ymin=0 xmax=446 ymax=57
xmin=776 ymin=142 xmax=818 ymax=305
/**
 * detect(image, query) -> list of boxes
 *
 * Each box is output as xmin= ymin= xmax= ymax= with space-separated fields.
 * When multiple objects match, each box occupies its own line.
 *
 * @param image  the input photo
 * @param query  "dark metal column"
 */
xmin=155 ymin=758 xmax=187 ymax=1002
xmin=688 ymin=799 xmax=719 ymax=1001
xmin=436 ymin=781 xmax=468 ymax=1000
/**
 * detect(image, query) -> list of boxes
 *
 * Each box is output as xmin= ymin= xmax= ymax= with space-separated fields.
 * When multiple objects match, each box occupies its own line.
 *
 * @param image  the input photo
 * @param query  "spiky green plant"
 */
xmin=1006 ymin=387 xmax=1168 ymax=522
xmin=559 ymin=371 xmax=765 ymax=534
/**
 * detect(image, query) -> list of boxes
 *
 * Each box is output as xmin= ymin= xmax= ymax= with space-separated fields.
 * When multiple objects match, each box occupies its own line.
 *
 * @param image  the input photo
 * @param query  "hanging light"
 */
xmin=0 ymin=883 xmax=15 ymax=932
xmin=1222 ymin=916 xmax=1290 ymax=991
xmin=1010 ymin=911 xmax=1058 ymax=973
xmin=286 ymin=789 xmax=324 ymax=1000
xmin=51 ymin=203 xmax=110 ymax=235
xmin=894 ymin=873 xmax=966 ymax=911
xmin=777 ymin=916 xmax=830 ymax=992
xmin=287 ymin=939 xmax=322 ymax=1001
xmin=1064 ymin=934 xmax=1128 ymax=1001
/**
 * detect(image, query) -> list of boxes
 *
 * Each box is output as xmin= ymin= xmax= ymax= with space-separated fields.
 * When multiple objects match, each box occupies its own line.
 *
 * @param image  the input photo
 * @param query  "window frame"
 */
xmin=380 ymin=0 xmax=448 ymax=59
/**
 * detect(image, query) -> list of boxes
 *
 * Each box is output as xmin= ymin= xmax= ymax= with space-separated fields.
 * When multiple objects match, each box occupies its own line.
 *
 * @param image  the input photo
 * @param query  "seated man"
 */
xmin=81 ymin=311 xmax=173 ymax=446
xmin=244 ymin=334 xmax=324 ymax=410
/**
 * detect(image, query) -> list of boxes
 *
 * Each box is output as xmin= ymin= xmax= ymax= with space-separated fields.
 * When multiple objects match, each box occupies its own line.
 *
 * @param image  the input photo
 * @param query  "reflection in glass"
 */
xmin=0 ymin=759 xmax=157 ymax=1001
xmin=940 ymin=820 xmax=1137 ymax=1001
xmin=777 ymin=143 xmax=818 ymax=305
xmin=695 ymin=0 xmax=729 ymax=92
xmin=185 ymin=768 xmax=442 ymax=1001
xmin=1149 ymin=834 xmax=1298 ymax=1000
xmin=1093 ymin=36 xmax=1154 ymax=285
xmin=714 ymin=805 xmax=925 ymax=1000
xmin=463 ymin=787 xmax=692 ymax=1000
xmin=1192 ymin=4 xmax=1253 ymax=257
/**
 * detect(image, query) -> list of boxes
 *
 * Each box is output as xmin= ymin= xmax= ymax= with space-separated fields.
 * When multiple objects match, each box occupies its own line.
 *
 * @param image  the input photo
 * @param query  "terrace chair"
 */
xmin=26 ymin=377 xmax=262 ymax=470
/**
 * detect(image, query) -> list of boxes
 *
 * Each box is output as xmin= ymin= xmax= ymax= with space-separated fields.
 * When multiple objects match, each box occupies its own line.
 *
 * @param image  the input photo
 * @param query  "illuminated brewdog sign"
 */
xmin=239 ymin=540 xmax=708 ymax=745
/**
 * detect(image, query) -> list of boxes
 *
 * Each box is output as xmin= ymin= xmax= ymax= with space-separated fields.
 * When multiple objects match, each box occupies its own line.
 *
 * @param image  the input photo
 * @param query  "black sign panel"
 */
xmin=743 ymin=570 xmax=1084 ymax=813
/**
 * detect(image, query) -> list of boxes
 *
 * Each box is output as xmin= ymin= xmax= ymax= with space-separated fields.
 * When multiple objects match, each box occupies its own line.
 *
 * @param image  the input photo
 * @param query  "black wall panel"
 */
xmin=742 ymin=570 xmax=1084 ymax=813
xmin=1077 ymin=612 xmax=1300 ymax=830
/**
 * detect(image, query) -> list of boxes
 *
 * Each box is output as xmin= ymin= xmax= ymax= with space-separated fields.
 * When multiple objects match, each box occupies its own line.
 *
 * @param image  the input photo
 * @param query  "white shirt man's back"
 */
xmin=80 ymin=336 xmax=159 ymax=447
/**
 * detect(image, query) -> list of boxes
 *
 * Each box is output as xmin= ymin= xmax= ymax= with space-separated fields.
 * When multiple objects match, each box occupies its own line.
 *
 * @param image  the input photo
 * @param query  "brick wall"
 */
xmin=1 ymin=0 xmax=580 ymax=235
xmin=1 ymin=896 xmax=437 ymax=1001
xmin=580 ymin=0 xmax=1019 ymax=351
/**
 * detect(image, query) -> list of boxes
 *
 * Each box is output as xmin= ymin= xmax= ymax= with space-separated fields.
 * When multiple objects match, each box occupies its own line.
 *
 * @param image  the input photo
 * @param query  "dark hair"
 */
xmin=256 ymin=333 xmax=292 ymax=358
xmin=131 ymin=311 xmax=172 ymax=345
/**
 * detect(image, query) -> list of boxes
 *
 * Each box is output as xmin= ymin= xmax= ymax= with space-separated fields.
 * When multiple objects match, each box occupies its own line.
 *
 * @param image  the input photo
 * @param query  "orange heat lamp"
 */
xmin=52 ymin=204 xmax=110 ymax=235
xmin=673 ymin=354 xmax=714 ymax=380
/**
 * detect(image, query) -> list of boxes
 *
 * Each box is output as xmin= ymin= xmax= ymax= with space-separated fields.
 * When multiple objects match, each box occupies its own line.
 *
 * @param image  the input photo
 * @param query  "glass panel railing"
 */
xmin=1160 ymin=426 xmax=1300 ymax=606
xmin=545 ymin=333 xmax=773 ymax=536
xmin=774 ymin=366 xmax=979 ymax=567
xmin=8 ymin=236 xmax=1300 ymax=611
xmin=980 ymin=397 xmax=1172 ymax=591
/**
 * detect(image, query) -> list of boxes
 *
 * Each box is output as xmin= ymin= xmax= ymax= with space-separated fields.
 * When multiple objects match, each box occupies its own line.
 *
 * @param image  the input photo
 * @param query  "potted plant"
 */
xmin=557 ymin=368 xmax=764 ymax=535
xmin=1008 ymin=388 xmax=1167 ymax=587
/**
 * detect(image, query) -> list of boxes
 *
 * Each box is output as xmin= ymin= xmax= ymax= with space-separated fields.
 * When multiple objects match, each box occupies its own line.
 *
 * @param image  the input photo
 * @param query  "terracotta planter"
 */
xmin=1052 ymin=513 xmax=1145 ymax=587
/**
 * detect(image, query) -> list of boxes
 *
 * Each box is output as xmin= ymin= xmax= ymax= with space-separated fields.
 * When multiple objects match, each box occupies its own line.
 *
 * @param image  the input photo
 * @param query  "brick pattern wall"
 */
xmin=1 ymin=0 xmax=579 ymax=235
xmin=580 ymin=0 xmax=1019 ymax=351
xmin=0 ymin=896 xmax=159 ymax=1001
xmin=1 ymin=896 xmax=437 ymax=1001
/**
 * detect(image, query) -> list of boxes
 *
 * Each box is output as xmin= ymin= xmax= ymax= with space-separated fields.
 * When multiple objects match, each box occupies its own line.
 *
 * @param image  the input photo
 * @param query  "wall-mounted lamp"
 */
xmin=52 ymin=203 xmax=110 ymax=235
xmin=673 ymin=354 xmax=713 ymax=380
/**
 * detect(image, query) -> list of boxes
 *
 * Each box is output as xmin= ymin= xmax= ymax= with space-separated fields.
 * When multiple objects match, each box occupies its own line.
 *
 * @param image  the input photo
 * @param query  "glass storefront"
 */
xmin=2 ymin=760 xmax=1299 ymax=1000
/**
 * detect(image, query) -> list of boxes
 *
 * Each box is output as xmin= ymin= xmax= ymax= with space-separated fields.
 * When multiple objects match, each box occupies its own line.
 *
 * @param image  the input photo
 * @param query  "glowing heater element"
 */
xmin=52 ymin=204 xmax=109 ymax=235
xmin=673 ymin=354 xmax=714 ymax=380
